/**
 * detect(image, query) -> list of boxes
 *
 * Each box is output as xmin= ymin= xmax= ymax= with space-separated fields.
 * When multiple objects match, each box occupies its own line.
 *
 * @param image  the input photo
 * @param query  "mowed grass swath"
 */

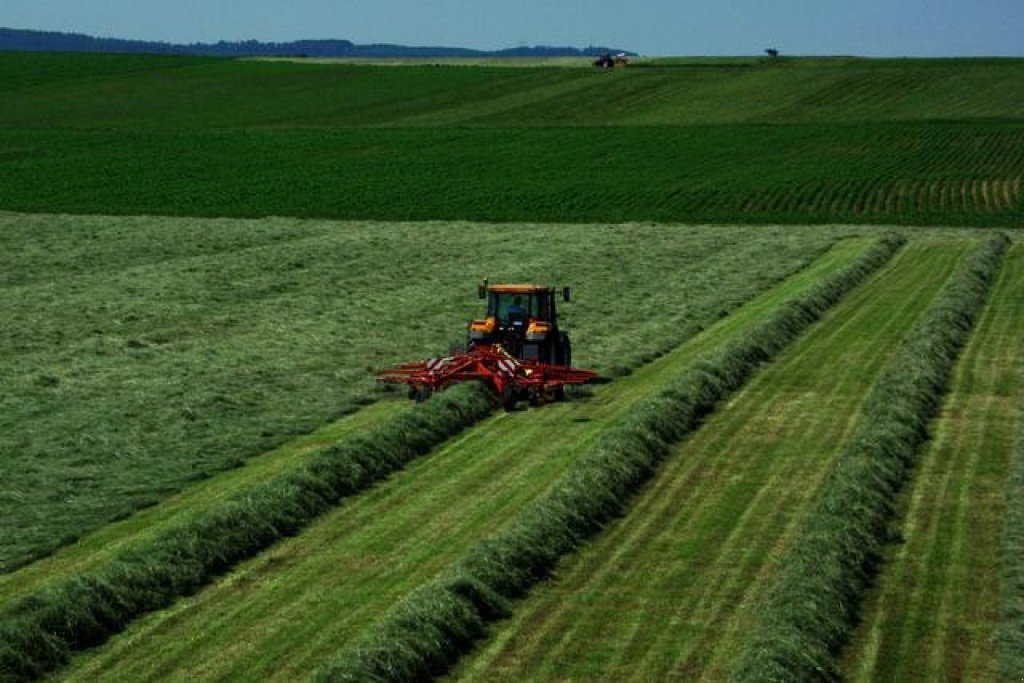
xmin=0 ymin=54 xmax=1021 ymax=225
xmin=0 ymin=383 xmax=495 ymax=681
xmin=731 ymin=235 xmax=1009 ymax=682
xmin=1001 ymin=403 xmax=1024 ymax=681
xmin=449 ymin=240 xmax=968 ymax=682
xmin=841 ymin=244 xmax=1024 ymax=681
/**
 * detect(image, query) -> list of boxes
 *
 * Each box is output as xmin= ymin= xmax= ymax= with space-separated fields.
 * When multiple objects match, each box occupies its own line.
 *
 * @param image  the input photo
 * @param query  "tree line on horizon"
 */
xmin=0 ymin=27 xmax=636 ymax=58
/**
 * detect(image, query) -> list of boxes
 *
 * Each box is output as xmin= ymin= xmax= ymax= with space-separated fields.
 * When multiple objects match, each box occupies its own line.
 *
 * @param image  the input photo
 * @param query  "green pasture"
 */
xmin=2 ymin=54 xmax=1021 ymax=128
xmin=0 ymin=123 xmax=1020 ymax=225
xmin=0 ymin=213 xmax=836 ymax=573
xmin=0 ymin=53 xmax=1021 ymax=226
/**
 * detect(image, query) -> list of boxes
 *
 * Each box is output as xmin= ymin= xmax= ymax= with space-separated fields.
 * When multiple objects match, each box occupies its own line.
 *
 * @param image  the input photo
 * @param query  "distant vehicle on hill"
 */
xmin=593 ymin=52 xmax=629 ymax=68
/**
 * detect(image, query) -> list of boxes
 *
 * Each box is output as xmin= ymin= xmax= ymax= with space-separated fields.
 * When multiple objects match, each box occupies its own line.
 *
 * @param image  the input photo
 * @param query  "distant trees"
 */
xmin=765 ymin=48 xmax=780 ymax=58
xmin=0 ymin=28 xmax=635 ymax=59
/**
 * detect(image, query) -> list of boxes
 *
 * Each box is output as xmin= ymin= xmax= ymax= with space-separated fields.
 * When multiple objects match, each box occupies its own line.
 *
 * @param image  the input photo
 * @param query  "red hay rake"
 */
xmin=377 ymin=344 xmax=601 ymax=410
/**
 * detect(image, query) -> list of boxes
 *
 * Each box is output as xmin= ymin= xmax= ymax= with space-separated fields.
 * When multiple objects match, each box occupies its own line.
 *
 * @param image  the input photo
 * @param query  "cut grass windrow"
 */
xmin=730 ymin=234 xmax=1009 ymax=683
xmin=312 ymin=235 xmax=905 ymax=683
xmin=0 ymin=383 xmax=493 ymax=681
xmin=1001 ymin=410 xmax=1024 ymax=681
xmin=839 ymin=244 xmax=1024 ymax=681
xmin=0 ymin=401 xmax=403 ymax=607
xmin=449 ymin=239 xmax=967 ymax=682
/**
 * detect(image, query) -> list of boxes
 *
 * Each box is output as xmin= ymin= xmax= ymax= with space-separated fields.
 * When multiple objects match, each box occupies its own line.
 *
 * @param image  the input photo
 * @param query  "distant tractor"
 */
xmin=592 ymin=53 xmax=629 ymax=68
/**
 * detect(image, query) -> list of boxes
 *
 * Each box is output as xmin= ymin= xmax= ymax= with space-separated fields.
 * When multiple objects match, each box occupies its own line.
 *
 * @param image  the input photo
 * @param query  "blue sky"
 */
xmin=4 ymin=0 xmax=1022 ymax=56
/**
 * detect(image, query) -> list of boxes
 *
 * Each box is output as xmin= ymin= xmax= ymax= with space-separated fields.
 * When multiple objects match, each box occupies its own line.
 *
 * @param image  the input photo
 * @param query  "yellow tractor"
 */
xmin=468 ymin=279 xmax=572 ymax=366
xmin=378 ymin=279 xmax=597 ymax=410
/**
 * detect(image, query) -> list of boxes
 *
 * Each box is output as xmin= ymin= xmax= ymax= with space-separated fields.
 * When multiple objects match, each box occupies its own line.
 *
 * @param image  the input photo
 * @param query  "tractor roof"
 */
xmin=487 ymin=284 xmax=553 ymax=294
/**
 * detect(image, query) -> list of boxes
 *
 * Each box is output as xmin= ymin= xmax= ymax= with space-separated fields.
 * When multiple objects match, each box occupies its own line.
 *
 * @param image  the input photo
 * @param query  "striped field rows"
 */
xmin=48 ymin=241 xmax=875 ymax=681
xmin=843 ymin=243 xmax=1024 ymax=681
xmin=5 ymin=236 xmax=1022 ymax=682
xmin=451 ymin=241 xmax=969 ymax=681
xmin=740 ymin=177 xmax=1022 ymax=217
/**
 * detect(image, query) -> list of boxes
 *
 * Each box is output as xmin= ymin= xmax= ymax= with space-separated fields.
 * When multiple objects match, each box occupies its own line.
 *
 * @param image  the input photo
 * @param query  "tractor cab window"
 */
xmin=490 ymin=291 xmax=552 ymax=323
xmin=492 ymin=293 xmax=532 ymax=323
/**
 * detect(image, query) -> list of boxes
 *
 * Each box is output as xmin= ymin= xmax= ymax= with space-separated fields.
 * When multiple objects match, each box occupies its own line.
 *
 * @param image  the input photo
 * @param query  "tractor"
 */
xmin=468 ymin=279 xmax=572 ymax=366
xmin=377 ymin=279 xmax=598 ymax=411
xmin=592 ymin=53 xmax=628 ymax=68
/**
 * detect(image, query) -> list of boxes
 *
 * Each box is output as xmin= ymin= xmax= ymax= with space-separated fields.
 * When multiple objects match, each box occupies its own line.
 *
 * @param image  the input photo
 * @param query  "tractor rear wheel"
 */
xmin=502 ymin=386 xmax=518 ymax=412
xmin=555 ymin=333 xmax=572 ymax=367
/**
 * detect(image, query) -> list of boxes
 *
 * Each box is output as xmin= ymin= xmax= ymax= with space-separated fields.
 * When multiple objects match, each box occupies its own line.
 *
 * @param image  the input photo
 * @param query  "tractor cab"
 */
xmin=489 ymin=287 xmax=550 ymax=325
xmin=469 ymin=280 xmax=573 ymax=366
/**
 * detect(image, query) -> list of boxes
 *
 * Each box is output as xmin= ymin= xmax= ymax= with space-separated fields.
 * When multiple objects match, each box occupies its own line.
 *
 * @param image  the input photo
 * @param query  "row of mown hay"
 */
xmin=313 ymin=235 xmax=905 ymax=682
xmin=730 ymin=234 xmax=1009 ymax=682
xmin=1000 ymin=410 xmax=1024 ymax=681
xmin=0 ymin=383 xmax=494 ymax=682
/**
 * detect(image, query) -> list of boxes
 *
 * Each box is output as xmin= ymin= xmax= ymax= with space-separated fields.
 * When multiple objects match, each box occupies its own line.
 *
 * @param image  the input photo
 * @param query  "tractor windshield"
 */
xmin=490 ymin=292 xmax=551 ymax=323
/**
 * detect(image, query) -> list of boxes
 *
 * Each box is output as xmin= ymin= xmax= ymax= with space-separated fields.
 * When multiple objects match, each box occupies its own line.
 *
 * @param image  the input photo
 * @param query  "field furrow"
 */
xmin=450 ymin=240 xmax=968 ymax=682
xmin=47 ymin=240 xmax=874 ymax=681
xmin=842 ymin=243 xmax=1024 ymax=682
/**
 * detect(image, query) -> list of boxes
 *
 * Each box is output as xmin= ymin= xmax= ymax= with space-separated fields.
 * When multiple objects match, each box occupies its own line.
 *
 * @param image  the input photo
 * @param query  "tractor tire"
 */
xmin=556 ymin=333 xmax=572 ymax=367
xmin=502 ymin=386 xmax=518 ymax=412
xmin=415 ymin=387 xmax=433 ymax=403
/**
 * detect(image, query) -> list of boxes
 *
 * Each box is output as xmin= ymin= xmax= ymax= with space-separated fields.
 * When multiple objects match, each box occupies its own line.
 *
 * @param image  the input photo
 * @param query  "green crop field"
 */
xmin=1 ymin=52 xmax=1023 ymax=683
xmin=0 ymin=54 xmax=1021 ymax=225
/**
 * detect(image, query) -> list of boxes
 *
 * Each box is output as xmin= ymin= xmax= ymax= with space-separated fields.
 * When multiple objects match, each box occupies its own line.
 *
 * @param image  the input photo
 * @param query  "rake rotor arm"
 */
xmin=377 ymin=344 xmax=601 ymax=409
